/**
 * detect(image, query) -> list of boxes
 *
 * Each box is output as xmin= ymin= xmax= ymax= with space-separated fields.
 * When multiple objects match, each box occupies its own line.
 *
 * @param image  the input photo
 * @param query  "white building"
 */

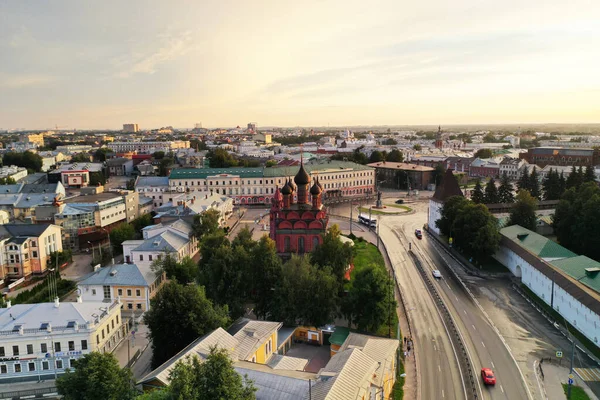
xmin=55 ymin=145 xmax=93 ymax=154
xmin=495 ymin=225 xmax=600 ymax=346
xmin=134 ymin=176 xmax=172 ymax=208
xmin=108 ymin=140 xmax=189 ymax=154
xmin=0 ymin=298 xmax=125 ymax=383
xmin=499 ymin=158 xmax=527 ymax=180
xmin=0 ymin=166 xmax=28 ymax=182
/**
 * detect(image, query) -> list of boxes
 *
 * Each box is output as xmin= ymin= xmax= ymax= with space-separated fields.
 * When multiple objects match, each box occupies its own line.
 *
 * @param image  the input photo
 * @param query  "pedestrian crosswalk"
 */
xmin=575 ymin=368 xmax=600 ymax=382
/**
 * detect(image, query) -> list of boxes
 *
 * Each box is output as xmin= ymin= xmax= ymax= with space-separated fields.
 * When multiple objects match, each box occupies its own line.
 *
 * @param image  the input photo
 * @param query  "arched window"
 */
xmin=312 ymin=236 xmax=319 ymax=250
xmin=298 ymin=237 xmax=305 ymax=253
xmin=284 ymin=237 xmax=291 ymax=252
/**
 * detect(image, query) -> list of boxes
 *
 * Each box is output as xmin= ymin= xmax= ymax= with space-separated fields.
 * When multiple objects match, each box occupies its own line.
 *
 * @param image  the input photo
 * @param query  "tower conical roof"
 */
xmin=310 ymin=178 xmax=322 ymax=195
xmin=294 ymin=163 xmax=310 ymax=185
xmin=281 ymin=179 xmax=292 ymax=195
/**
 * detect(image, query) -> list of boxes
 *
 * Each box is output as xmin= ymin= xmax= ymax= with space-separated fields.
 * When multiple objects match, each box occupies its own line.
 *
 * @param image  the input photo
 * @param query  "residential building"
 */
xmin=270 ymin=164 xmax=328 ymax=256
xmin=108 ymin=140 xmax=190 ymax=154
xmin=106 ymin=158 xmax=133 ymax=177
xmin=136 ymin=160 xmax=156 ymax=176
xmin=20 ymin=132 xmax=44 ymax=147
xmin=444 ymin=156 xmax=474 ymax=175
xmin=520 ymin=147 xmax=599 ymax=167
xmin=499 ymin=157 xmax=527 ymax=180
xmin=123 ymin=124 xmax=139 ymax=133
xmin=55 ymin=145 xmax=93 ymax=154
xmin=122 ymin=219 xmax=198 ymax=267
xmin=134 ymin=176 xmax=171 ymax=208
xmin=0 ymin=224 xmax=62 ymax=281
xmin=428 ymin=169 xmax=463 ymax=235
xmin=368 ymin=161 xmax=434 ymax=190
xmin=469 ymin=158 xmax=500 ymax=178
xmin=0 ymin=298 xmax=125 ymax=383
xmin=495 ymin=225 xmax=600 ymax=346
xmin=409 ymin=155 xmax=448 ymax=168
xmin=77 ymin=263 xmax=166 ymax=314
xmin=0 ymin=166 xmax=27 ymax=182
xmin=154 ymin=193 xmax=233 ymax=223
xmin=48 ymin=162 xmax=104 ymax=188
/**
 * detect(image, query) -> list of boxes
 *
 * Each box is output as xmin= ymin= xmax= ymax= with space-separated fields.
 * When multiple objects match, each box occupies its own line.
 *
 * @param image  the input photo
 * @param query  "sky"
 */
xmin=1 ymin=0 xmax=600 ymax=130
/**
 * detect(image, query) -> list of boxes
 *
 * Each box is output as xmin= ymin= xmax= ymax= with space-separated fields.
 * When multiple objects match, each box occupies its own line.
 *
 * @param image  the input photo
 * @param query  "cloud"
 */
xmin=0 ymin=74 xmax=57 ymax=88
xmin=113 ymin=30 xmax=194 ymax=78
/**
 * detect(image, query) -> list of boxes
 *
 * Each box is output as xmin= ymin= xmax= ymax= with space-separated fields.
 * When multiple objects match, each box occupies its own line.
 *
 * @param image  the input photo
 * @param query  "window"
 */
xmin=103 ymin=286 xmax=111 ymax=300
xmin=14 ymin=364 xmax=21 ymax=373
xmin=12 ymin=346 xmax=19 ymax=356
xmin=0 ymin=347 xmax=4 ymax=357
xmin=116 ymin=315 xmax=119 ymax=324
xmin=127 ymin=289 xmax=132 ymax=296
xmin=102 ymin=329 xmax=105 ymax=339
xmin=137 ymin=303 xmax=142 ymax=310
xmin=128 ymin=303 xmax=133 ymax=310
xmin=31 ymin=240 xmax=37 ymax=247
xmin=28 ymin=362 xmax=35 ymax=372
xmin=136 ymin=289 xmax=141 ymax=297
xmin=118 ymin=289 xmax=123 ymax=296
xmin=68 ymin=341 xmax=75 ymax=351
xmin=149 ymin=254 xmax=153 ymax=261
xmin=139 ymin=255 xmax=143 ymax=261
xmin=111 ymin=320 xmax=114 ymax=329
xmin=96 ymin=335 xmax=99 ymax=344
xmin=92 ymin=289 xmax=96 ymax=295
xmin=56 ymin=360 xmax=63 ymax=369
xmin=27 ymin=344 xmax=33 ymax=354
xmin=81 ymin=340 xmax=88 ymax=350
xmin=42 ymin=361 xmax=49 ymax=370
xmin=107 ymin=324 xmax=110 ymax=334
xmin=32 ymin=251 xmax=38 ymax=258
xmin=41 ymin=343 xmax=47 ymax=353
xmin=55 ymin=342 xmax=61 ymax=352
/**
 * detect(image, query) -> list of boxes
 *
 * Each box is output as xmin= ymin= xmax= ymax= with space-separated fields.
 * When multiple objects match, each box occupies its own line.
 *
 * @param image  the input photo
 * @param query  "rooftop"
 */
xmin=78 ymin=263 xmax=156 ymax=287
xmin=549 ymin=256 xmax=600 ymax=295
xmin=500 ymin=225 xmax=577 ymax=260
xmin=64 ymin=192 xmax=122 ymax=204
xmin=135 ymin=176 xmax=169 ymax=187
xmin=169 ymin=167 xmax=263 ymax=179
xmin=367 ymin=161 xmax=434 ymax=172
xmin=432 ymin=169 xmax=463 ymax=203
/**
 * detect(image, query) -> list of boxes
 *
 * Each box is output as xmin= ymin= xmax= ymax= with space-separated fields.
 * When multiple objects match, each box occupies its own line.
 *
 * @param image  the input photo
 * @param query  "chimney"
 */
xmin=6 ymin=300 xmax=11 ymax=308
xmin=54 ymin=297 xmax=60 ymax=308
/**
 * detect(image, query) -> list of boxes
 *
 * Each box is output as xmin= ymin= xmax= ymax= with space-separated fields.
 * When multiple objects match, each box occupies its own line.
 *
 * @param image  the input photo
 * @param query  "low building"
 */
xmin=0 ymin=166 xmax=28 ymax=182
xmin=499 ymin=157 xmax=527 ymax=180
xmin=48 ymin=163 xmax=104 ymax=188
xmin=494 ymin=225 xmax=600 ymax=347
xmin=78 ymin=263 xmax=166 ymax=314
xmin=367 ymin=161 xmax=433 ymax=190
xmin=0 ymin=298 xmax=125 ymax=383
xmin=108 ymin=140 xmax=190 ymax=154
xmin=0 ymin=224 xmax=62 ymax=281
xmin=106 ymin=158 xmax=133 ymax=177
xmin=55 ymin=145 xmax=93 ymax=154
xmin=134 ymin=176 xmax=172 ymax=209
xmin=154 ymin=193 xmax=233 ymax=224
xmin=469 ymin=158 xmax=500 ymax=178
xmin=520 ymin=147 xmax=599 ymax=167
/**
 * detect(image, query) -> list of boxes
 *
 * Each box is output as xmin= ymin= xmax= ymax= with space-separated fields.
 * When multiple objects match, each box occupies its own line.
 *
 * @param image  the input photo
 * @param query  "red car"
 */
xmin=481 ymin=368 xmax=496 ymax=385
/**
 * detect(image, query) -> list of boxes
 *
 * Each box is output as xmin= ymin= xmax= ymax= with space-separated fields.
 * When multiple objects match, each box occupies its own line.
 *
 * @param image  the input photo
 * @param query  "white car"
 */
xmin=432 ymin=270 xmax=442 ymax=279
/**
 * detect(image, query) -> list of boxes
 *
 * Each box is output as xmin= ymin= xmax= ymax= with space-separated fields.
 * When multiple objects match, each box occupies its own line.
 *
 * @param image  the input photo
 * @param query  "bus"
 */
xmin=358 ymin=215 xmax=377 ymax=228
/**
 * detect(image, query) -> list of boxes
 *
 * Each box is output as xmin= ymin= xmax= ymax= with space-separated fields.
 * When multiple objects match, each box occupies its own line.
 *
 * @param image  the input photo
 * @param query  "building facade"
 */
xmin=367 ymin=161 xmax=433 ymax=190
xmin=108 ymin=141 xmax=190 ymax=154
xmin=123 ymin=124 xmax=139 ymax=133
xmin=520 ymin=147 xmax=598 ymax=167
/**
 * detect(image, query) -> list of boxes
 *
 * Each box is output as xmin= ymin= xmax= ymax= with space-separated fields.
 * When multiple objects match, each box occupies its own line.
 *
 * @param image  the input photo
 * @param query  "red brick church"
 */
xmin=269 ymin=161 xmax=329 ymax=256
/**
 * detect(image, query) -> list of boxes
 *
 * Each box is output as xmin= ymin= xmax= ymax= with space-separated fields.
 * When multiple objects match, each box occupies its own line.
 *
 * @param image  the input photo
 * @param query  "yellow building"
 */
xmin=21 ymin=132 xmax=45 ymax=147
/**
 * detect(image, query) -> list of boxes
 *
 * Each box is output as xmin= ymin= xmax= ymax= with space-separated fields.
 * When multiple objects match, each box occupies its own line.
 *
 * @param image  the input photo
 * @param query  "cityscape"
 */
xmin=1 ymin=2 xmax=600 ymax=400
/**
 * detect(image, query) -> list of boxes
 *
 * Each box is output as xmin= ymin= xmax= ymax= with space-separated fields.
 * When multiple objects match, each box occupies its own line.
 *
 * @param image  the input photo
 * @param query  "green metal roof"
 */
xmin=550 ymin=256 xmax=600 ymax=294
xmin=328 ymin=326 xmax=351 ymax=346
xmin=169 ymin=167 xmax=263 ymax=179
xmin=500 ymin=225 xmax=577 ymax=259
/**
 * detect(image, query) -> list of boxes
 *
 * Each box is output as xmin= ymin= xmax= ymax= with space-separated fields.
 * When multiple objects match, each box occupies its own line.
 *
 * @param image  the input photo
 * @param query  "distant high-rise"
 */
xmin=247 ymin=122 xmax=257 ymax=132
xmin=195 ymin=123 xmax=203 ymax=129
xmin=123 ymin=123 xmax=139 ymax=133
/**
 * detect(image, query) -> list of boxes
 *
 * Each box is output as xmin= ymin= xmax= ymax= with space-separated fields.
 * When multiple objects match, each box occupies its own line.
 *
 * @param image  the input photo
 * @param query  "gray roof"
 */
xmin=0 ymin=184 xmax=23 ymax=194
xmin=236 ymin=365 xmax=311 ymax=400
xmin=15 ymin=193 xmax=57 ymax=208
xmin=20 ymin=183 xmax=64 ymax=194
xmin=0 ymin=224 xmax=53 ymax=237
xmin=133 ymin=230 xmax=188 ymax=253
xmin=106 ymin=158 xmax=131 ymax=166
xmin=135 ymin=176 xmax=169 ymax=187
xmin=78 ymin=263 xmax=156 ymax=287
xmin=229 ymin=319 xmax=282 ymax=361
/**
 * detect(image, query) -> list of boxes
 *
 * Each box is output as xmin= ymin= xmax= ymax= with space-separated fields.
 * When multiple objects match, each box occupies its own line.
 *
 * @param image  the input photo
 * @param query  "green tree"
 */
xmin=584 ymin=165 xmax=596 ymax=183
xmin=131 ymin=213 xmax=155 ymax=232
xmin=145 ymin=282 xmax=230 ymax=368
xmin=483 ymin=177 xmax=500 ymax=204
xmin=342 ymin=264 xmax=395 ymax=334
xmin=498 ymin=172 xmax=514 ymax=203
xmin=0 ymin=177 xmax=16 ymax=185
xmin=56 ymin=352 xmax=135 ymax=400
xmin=383 ymin=138 xmax=397 ymax=145
xmin=471 ymin=179 xmax=484 ymax=204
xmin=135 ymin=390 xmax=172 ymax=400
xmin=542 ymin=168 xmax=562 ymax=200
xmin=368 ymin=151 xmax=384 ymax=163
xmin=109 ymin=223 xmax=135 ymax=254
xmin=158 ymin=157 xmax=174 ymax=176
xmin=192 ymin=209 xmax=222 ymax=241
xmin=386 ymin=149 xmax=404 ymax=162
xmin=554 ymin=182 xmax=600 ymax=261
xmin=311 ymin=224 xmax=353 ymax=288
xmin=508 ymin=190 xmax=538 ymax=231
xmin=412 ymin=144 xmax=422 ymax=151
xmin=249 ymin=235 xmax=282 ymax=320
xmin=271 ymin=255 xmax=338 ymax=327
xmin=153 ymin=151 xmax=165 ymax=160
xmin=200 ymin=232 xmax=230 ymax=265
xmin=265 ymin=160 xmax=277 ymax=167
xmin=89 ymin=171 xmax=106 ymax=186
xmin=436 ymin=196 xmax=469 ymax=237
xmin=126 ymin=178 xmax=136 ymax=190
xmin=474 ymin=148 xmax=493 ymax=159
xmin=517 ymin=168 xmax=530 ymax=193
xmin=431 ymin=164 xmax=445 ymax=186
xmin=559 ymin=171 xmax=567 ymax=195
xmin=71 ymin=153 xmax=91 ymax=163
xmin=231 ymin=225 xmax=255 ymax=252
xmin=151 ymin=254 xmax=198 ymax=285
xmin=529 ymin=167 xmax=541 ymax=200
xmin=93 ymin=148 xmax=111 ymax=162
xmin=168 ymin=348 xmax=256 ymax=400
xmin=207 ymin=148 xmax=239 ymax=168
xmin=2 ymin=151 xmax=43 ymax=172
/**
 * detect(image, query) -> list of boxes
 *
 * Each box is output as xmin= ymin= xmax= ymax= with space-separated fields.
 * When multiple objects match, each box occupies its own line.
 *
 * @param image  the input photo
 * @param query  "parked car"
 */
xmin=481 ymin=368 xmax=496 ymax=385
xmin=415 ymin=229 xmax=422 ymax=239
xmin=432 ymin=270 xmax=442 ymax=279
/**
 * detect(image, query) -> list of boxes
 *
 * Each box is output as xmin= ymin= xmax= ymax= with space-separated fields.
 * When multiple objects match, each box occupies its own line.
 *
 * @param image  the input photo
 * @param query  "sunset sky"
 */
xmin=1 ymin=0 xmax=599 ymax=129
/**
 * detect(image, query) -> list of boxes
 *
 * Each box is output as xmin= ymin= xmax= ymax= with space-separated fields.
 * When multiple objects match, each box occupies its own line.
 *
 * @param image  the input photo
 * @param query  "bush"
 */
xmin=8 ymin=273 xmax=76 ymax=305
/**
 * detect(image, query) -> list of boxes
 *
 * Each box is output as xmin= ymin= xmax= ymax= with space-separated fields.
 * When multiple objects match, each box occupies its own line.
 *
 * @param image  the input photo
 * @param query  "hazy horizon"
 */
xmin=2 ymin=1 xmax=599 ymax=130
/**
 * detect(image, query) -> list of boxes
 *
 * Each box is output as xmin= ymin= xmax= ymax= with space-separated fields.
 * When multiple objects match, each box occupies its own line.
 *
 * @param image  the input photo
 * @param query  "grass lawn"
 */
xmin=562 ymin=384 xmax=590 ymax=400
xmin=384 ymin=204 xmax=413 ymax=212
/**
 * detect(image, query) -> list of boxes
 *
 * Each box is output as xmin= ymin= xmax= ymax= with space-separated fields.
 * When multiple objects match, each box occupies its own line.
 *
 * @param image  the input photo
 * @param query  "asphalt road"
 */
xmin=382 ymin=206 xmax=532 ymax=400
xmin=379 ymin=222 xmax=467 ymax=400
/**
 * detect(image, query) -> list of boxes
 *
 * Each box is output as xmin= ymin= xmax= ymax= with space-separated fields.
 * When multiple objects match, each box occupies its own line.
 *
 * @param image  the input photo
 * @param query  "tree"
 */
xmin=89 ymin=171 xmax=106 ymax=186
xmin=126 ymin=178 xmax=136 ymax=190
xmin=56 ymin=352 xmax=135 ymax=400
xmin=412 ymin=144 xmax=422 ymax=151
xmin=158 ymin=157 xmax=174 ymax=176
xmin=2 ymin=151 xmax=43 ymax=172
xmin=311 ymin=224 xmax=353 ymax=288
xmin=431 ymin=164 xmax=445 ymax=186
xmin=192 ymin=209 xmax=221 ymax=241
xmin=529 ymin=167 xmax=541 ymax=200
xmin=109 ymin=223 xmax=135 ymax=254
xmin=559 ymin=171 xmax=567 ymax=196
xmin=168 ymin=348 xmax=256 ymax=400
xmin=383 ymin=138 xmax=397 ymax=145
xmin=207 ymin=148 xmax=239 ymax=168
xmin=271 ymin=255 xmax=338 ymax=327
xmin=342 ymin=264 xmax=395 ymax=334
xmin=508 ymin=190 xmax=538 ymax=231
xmin=474 ymin=148 xmax=493 ymax=159
xmin=265 ymin=160 xmax=277 ymax=167
xmin=471 ymin=179 xmax=484 ymax=204
xmin=498 ymin=172 xmax=515 ymax=203
xmin=584 ymin=165 xmax=596 ymax=183
xmin=71 ymin=153 xmax=91 ymax=163
xmin=153 ymin=151 xmax=165 ymax=160
xmin=368 ymin=151 xmax=384 ymax=163
xmin=554 ymin=182 xmax=600 ymax=261
xmin=145 ymin=282 xmax=229 ymax=368
xmin=542 ymin=168 xmax=562 ymax=200
xmin=249 ymin=235 xmax=282 ymax=320
xmin=386 ymin=149 xmax=404 ymax=162
xmin=436 ymin=196 xmax=469 ymax=237
xmin=483 ymin=177 xmax=500 ymax=204
xmin=152 ymin=254 xmax=198 ymax=285
xmin=517 ymin=168 xmax=530 ymax=193
xmin=0 ymin=177 xmax=16 ymax=185
xmin=93 ymin=148 xmax=111 ymax=162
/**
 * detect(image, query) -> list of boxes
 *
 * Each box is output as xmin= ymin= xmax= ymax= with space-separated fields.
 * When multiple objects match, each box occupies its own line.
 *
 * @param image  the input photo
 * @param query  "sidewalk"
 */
xmin=539 ymin=362 xmax=599 ymax=400
xmin=113 ymin=323 xmax=150 ymax=368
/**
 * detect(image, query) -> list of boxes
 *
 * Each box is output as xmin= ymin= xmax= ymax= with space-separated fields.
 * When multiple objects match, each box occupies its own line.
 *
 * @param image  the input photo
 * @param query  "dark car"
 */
xmin=415 ymin=229 xmax=422 ymax=239
xmin=395 ymin=199 xmax=404 ymax=204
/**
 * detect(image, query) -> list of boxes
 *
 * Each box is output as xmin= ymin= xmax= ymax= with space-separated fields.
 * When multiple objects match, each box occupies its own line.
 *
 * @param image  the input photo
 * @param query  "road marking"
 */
xmin=445 ymin=281 xmax=451 ymax=290
xmin=491 ymin=361 xmax=495 ymax=369
xmin=481 ymin=341 xmax=486 ymax=348
xmin=439 ymin=364 xmax=441 ymax=372
xmin=442 ymin=389 xmax=445 ymax=398
xmin=472 ymin=324 xmax=477 ymax=331
xmin=500 ymin=385 xmax=504 ymax=393
xmin=463 ymin=309 xmax=467 ymax=315
xmin=574 ymin=368 xmax=600 ymax=382
xmin=434 ymin=344 xmax=437 ymax=351
xmin=455 ymin=296 xmax=459 ymax=301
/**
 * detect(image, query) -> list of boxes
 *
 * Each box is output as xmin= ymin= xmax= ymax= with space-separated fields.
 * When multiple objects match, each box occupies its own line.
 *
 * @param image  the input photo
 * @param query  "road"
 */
xmin=381 ymin=203 xmax=532 ymax=400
